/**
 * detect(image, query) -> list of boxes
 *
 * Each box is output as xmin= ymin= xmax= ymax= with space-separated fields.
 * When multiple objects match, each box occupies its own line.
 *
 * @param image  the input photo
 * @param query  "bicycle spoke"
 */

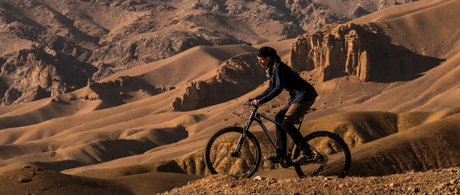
xmin=204 ymin=127 xmax=261 ymax=178
xmin=294 ymin=131 xmax=351 ymax=178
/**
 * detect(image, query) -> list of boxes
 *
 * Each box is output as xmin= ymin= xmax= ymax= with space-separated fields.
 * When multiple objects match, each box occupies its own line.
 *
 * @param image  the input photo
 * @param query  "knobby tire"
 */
xmin=294 ymin=131 xmax=351 ymax=178
xmin=204 ymin=126 xmax=261 ymax=178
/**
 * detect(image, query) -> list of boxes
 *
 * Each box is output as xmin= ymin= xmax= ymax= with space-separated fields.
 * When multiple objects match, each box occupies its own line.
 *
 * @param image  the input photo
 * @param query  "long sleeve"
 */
xmin=254 ymin=61 xmax=317 ymax=105
xmin=257 ymin=63 xmax=285 ymax=105
xmin=255 ymin=81 xmax=274 ymax=100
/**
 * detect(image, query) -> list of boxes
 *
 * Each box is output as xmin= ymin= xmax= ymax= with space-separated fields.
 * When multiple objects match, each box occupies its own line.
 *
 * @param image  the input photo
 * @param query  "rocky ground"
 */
xmin=162 ymin=166 xmax=460 ymax=195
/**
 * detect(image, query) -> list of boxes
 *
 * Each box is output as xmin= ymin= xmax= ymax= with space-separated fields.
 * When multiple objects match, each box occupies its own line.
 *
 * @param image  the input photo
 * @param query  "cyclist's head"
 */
xmin=257 ymin=46 xmax=281 ymax=68
xmin=257 ymin=46 xmax=277 ymax=58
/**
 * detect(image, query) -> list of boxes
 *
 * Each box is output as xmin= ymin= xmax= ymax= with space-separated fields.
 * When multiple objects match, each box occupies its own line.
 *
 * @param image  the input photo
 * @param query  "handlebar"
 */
xmin=234 ymin=100 xmax=258 ymax=120
xmin=244 ymin=98 xmax=262 ymax=107
xmin=244 ymin=100 xmax=252 ymax=106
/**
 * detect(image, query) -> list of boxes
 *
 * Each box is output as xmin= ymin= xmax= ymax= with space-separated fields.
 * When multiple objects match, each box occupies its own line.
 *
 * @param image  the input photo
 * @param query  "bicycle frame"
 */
xmin=234 ymin=106 xmax=303 ymax=162
xmin=206 ymin=104 xmax=351 ymax=178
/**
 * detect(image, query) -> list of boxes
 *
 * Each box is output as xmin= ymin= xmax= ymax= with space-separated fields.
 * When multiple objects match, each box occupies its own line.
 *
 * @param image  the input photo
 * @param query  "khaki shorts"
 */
xmin=281 ymin=98 xmax=316 ymax=124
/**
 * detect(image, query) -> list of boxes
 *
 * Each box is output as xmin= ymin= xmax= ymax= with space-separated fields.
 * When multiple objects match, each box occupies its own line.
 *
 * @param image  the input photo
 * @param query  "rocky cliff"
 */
xmin=172 ymin=53 xmax=265 ymax=111
xmin=290 ymin=23 xmax=443 ymax=82
xmin=0 ymin=44 xmax=95 ymax=105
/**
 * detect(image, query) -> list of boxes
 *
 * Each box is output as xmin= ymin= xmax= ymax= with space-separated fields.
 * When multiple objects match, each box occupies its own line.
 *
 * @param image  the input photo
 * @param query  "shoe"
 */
xmin=265 ymin=153 xmax=281 ymax=162
xmin=293 ymin=150 xmax=316 ymax=164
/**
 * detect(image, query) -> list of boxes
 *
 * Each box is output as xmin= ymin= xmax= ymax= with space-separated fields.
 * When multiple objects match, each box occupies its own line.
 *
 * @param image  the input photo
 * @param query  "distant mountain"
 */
xmin=0 ymin=0 xmax=417 ymax=105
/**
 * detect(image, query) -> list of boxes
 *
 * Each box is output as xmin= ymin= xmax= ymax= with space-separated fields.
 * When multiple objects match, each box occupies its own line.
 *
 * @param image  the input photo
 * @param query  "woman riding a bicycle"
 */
xmin=250 ymin=46 xmax=318 ymax=164
xmin=205 ymin=46 xmax=351 ymax=178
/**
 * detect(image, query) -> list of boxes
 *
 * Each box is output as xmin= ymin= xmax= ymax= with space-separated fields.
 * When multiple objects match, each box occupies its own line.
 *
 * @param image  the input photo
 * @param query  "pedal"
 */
xmin=268 ymin=159 xmax=280 ymax=163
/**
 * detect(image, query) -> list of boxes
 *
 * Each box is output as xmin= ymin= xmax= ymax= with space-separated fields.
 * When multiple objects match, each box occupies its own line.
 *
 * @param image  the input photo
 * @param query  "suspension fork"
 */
xmin=232 ymin=107 xmax=258 ymax=157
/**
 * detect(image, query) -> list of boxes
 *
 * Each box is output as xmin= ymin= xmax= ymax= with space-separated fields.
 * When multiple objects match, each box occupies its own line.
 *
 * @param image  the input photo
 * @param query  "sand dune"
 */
xmin=1 ymin=0 xmax=460 ymax=194
xmin=105 ymin=45 xmax=258 ymax=86
xmin=0 ymin=44 xmax=262 ymax=174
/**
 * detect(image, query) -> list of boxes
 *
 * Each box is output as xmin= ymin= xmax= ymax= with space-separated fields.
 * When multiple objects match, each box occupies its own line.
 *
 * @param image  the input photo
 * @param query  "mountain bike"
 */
xmin=204 ymin=102 xmax=351 ymax=178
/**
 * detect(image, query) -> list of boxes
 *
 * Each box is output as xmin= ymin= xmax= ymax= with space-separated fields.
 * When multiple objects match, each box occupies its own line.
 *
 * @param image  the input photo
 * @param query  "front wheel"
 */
xmin=294 ymin=131 xmax=351 ymax=178
xmin=204 ymin=126 xmax=261 ymax=178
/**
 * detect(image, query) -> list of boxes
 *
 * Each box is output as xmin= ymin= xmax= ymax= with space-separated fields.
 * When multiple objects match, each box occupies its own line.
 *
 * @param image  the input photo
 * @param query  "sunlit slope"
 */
xmin=0 ymin=45 xmax=257 ymax=172
xmin=0 ymin=45 xmax=256 ymax=129
xmin=311 ymin=0 xmax=460 ymax=114
xmin=65 ymin=108 xmax=460 ymax=177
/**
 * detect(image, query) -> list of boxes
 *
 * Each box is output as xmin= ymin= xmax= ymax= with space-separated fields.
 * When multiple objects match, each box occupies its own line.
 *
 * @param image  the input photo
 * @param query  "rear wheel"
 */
xmin=293 ymin=131 xmax=351 ymax=178
xmin=204 ymin=127 xmax=261 ymax=178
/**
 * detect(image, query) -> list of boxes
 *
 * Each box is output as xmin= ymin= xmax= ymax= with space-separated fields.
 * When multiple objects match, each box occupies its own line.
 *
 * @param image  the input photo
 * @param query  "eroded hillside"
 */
xmin=0 ymin=0 xmax=417 ymax=105
xmin=72 ymin=108 xmax=460 ymax=178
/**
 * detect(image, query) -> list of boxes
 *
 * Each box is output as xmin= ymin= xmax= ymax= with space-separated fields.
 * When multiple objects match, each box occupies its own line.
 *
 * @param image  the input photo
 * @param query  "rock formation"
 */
xmin=0 ymin=45 xmax=94 ymax=105
xmin=290 ymin=23 xmax=371 ymax=81
xmin=378 ymin=0 xmax=418 ymax=10
xmin=172 ymin=53 xmax=265 ymax=111
xmin=350 ymin=4 xmax=371 ymax=19
xmin=290 ymin=23 xmax=443 ymax=82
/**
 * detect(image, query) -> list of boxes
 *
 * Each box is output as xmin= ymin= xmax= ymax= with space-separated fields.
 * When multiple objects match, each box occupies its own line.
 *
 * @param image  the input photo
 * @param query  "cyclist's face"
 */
xmin=257 ymin=56 xmax=271 ymax=68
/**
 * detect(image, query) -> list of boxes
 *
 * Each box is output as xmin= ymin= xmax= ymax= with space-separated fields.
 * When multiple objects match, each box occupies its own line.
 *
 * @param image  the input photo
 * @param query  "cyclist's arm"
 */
xmin=256 ymin=65 xmax=285 ymax=105
xmin=255 ymin=81 xmax=275 ymax=100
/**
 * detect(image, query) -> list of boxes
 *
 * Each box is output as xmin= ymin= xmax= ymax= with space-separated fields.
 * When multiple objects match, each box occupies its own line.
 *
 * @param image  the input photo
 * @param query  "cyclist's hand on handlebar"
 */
xmin=244 ymin=98 xmax=259 ymax=106
xmin=244 ymin=99 xmax=253 ymax=105
xmin=250 ymin=99 xmax=260 ymax=107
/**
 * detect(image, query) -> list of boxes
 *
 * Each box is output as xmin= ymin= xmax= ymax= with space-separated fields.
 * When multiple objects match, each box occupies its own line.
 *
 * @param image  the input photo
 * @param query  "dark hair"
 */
xmin=257 ymin=46 xmax=281 ymax=63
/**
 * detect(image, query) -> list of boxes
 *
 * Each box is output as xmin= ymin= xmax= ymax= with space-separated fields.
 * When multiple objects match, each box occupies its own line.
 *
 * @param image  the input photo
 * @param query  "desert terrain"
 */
xmin=1 ymin=0 xmax=460 ymax=194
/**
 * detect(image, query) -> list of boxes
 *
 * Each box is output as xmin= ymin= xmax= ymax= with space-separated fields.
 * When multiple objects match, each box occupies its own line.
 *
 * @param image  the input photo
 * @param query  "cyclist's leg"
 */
xmin=266 ymin=106 xmax=289 ymax=161
xmin=282 ymin=121 xmax=309 ymax=151
xmin=275 ymin=107 xmax=288 ymax=155
xmin=283 ymin=98 xmax=316 ymax=153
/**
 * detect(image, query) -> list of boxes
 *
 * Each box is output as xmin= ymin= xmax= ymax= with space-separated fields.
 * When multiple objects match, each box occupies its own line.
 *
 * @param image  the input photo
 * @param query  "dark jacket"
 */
xmin=255 ymin=62 xmax=317 ymax=105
